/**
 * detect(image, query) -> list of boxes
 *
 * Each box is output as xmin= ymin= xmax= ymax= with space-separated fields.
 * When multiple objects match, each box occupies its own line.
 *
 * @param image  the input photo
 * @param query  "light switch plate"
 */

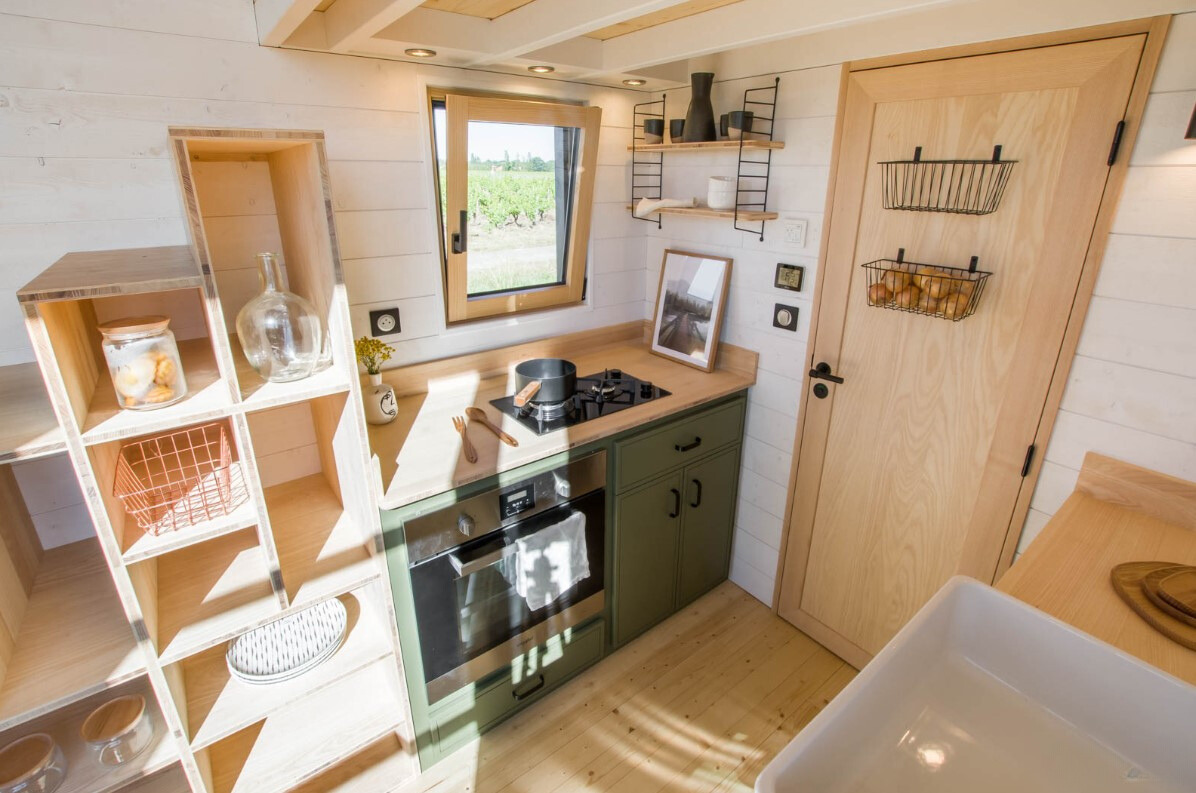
xmin=369 ymin=308 xmax=400 ymax=337
xmin=783 ymin=216 xmax=808 ymax=248
xmin=773 ymin=303 xmax=799 ymax=332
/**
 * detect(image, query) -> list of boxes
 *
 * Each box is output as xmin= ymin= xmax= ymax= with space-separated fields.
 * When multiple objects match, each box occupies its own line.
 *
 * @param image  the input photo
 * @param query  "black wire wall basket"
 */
xmin=879 ymin=145 xmax=1016 ymax=215
xmin=862 ymin=249 xmax=992 ymax=321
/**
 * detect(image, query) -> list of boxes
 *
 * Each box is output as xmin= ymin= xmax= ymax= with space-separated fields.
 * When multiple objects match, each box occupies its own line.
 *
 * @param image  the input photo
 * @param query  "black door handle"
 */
xmin=675 ymin=436 xmax=702 ymax=452
xmin=511 ymin=673 xmax=545 ymax=701
xmin=690 ymin=478 xmax=702 ymax=508
xmin=450 ymin=209 xmax=468 ymax=254
xmin=808 ymin=362 xmax=844 ymax=384
xmin=669 ymin=488 xmax=681 ymax=518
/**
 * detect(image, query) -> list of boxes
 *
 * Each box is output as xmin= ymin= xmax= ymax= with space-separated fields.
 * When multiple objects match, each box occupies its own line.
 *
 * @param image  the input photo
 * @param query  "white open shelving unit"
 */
xmin=1 ymin=128 xmax=419 ymax=793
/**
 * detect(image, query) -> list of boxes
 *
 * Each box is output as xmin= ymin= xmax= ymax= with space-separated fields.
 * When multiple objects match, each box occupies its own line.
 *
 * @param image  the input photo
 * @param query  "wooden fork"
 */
xmin=452 ymin=415 xmax=478 ymax=464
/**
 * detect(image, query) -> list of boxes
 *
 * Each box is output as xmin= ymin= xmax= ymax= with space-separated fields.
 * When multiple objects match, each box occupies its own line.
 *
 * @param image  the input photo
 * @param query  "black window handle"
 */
xmin=669 ymin=488 xmax=681 ymax=518
xmin=690 ymin=478 xmax=702 ymax=508
xmin=675 ymin=436 xmax=702 ymax=452
xmin=511 ymin=673 xmax=545 ymax=701
xmin=808 ymin=362 xmax=844 ymax=384
xmin=451 ymin=209 xmax=468 ymax=254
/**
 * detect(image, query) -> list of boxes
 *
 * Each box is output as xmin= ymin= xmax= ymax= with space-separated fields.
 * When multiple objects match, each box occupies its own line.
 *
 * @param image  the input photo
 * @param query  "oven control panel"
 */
xmin=499 ymin=485 xmax=536 ymax=518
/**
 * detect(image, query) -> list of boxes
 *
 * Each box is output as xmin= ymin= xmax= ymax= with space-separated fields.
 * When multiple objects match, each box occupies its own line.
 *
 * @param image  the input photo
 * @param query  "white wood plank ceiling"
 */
xmin=254 ymin=0 xmax=965 ymax=87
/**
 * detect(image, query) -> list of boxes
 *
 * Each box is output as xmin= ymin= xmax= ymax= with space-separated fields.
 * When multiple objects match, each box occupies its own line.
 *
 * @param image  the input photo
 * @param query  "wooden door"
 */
xmin=614 ymin=472 xmax=682 ymax=645
xmin=777 ymin=33 xmax=1157 ymax=666
xmin=677 ymin=447 xmax=740 ymax=607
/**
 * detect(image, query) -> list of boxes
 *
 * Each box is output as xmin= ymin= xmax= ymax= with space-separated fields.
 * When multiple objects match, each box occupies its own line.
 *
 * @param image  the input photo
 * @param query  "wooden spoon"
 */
xmin=466 ymin=407 xmax=518 ymax=447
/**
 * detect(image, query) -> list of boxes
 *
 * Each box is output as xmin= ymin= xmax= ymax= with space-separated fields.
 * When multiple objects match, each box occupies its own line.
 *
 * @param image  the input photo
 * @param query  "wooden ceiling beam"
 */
xmin=323 ymin=0 xmax=426 ymax=52
xmin=254 ymin=0 xmax=326 ymax=46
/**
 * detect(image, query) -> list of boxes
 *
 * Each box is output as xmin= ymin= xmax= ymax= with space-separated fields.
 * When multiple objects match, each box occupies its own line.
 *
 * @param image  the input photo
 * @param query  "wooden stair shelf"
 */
xmin=625 ymin=139 xmax=785 ymax=152
xmin=625 ymin=204 xmax=779 ymax=221
xmin=4 ymin=128 xmax=417 ymax=793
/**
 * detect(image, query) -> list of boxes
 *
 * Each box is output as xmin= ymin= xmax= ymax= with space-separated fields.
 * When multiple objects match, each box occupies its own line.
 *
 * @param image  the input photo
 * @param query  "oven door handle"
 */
xmin=449 ymin=541 xmax=517 ymax=578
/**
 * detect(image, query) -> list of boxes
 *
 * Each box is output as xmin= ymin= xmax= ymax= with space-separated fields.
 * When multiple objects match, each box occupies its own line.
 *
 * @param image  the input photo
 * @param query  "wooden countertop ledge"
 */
xmin=999 ymin=452 xmax=1196 ymax=686
xmin=367 ymin=321 xmax=758 ymax=510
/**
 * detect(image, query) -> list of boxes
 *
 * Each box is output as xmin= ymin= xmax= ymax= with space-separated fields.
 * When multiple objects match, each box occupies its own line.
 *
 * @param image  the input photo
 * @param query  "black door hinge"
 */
xmin=1107 ymin=120 xmax=1126 ymax=166
xmin=1021 ymin=444 xmax=1036 ymax=478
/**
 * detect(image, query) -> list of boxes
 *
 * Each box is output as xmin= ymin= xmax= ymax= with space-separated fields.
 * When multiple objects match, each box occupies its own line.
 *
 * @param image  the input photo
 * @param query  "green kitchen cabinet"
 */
xmin=614 ymin=471 xmax=684 ymax=643
xmin=676 ymin=446 xmax=740 ymax=608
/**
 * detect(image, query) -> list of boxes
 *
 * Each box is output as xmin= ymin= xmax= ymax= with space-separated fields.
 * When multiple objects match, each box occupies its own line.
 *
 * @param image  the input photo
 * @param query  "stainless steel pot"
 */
xmin=513 ymin=358 xmax=576 ymax=407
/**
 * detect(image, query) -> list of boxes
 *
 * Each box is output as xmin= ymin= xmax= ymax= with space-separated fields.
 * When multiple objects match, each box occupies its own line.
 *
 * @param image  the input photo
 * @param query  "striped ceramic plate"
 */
xmin=226 ymin=598 xmax=347 ymax=685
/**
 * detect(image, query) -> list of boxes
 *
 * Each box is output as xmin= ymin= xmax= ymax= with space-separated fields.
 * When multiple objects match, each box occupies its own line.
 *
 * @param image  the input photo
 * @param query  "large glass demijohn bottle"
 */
xmin=235 ymin=252 xmax=326 ymax=383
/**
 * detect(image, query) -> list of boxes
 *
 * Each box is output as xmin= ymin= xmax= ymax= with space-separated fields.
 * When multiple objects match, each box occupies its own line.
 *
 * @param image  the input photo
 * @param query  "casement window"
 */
xmin=429 ymin=91 xmax=602 ymax=323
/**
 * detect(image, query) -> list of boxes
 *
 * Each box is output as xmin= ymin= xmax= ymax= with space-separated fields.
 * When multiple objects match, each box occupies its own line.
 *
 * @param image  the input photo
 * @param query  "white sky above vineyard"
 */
xmin=433 ymin=107 xmax=557 ymax=163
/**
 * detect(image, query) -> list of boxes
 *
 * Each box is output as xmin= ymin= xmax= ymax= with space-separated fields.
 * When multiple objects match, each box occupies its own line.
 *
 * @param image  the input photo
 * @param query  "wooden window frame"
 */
xmin=435 ymin=92 xmax=602 ymax=324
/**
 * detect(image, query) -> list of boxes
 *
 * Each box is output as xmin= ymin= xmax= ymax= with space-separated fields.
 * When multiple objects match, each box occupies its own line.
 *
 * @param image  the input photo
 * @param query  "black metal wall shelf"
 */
xmin=879 ymin=145 xmax=1016 ymax=215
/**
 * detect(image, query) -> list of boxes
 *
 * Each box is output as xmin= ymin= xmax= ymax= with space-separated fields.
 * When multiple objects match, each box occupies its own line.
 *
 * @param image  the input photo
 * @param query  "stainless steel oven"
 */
xmin=403 ymin=451 xmax=605 ymax=703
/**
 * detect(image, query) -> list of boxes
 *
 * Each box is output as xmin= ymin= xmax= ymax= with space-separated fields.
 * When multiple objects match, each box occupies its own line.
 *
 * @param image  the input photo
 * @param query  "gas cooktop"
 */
xmin=489 ymin=369 xmax=671 ymax=436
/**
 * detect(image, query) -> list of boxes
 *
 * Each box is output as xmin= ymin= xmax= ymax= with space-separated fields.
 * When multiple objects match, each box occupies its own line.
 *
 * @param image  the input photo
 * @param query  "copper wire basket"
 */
xmin=114 ymin=422 xmax=244 ymax=534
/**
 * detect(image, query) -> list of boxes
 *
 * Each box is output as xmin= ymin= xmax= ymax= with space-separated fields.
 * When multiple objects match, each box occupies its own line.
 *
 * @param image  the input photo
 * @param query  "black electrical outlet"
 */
xmin=369 ymin=307 xmax=400 ymax=337
xmin=775 ymin=262 xmax=805 ymax=292
xmin=773 ymin=303 xmax=799 ymax=332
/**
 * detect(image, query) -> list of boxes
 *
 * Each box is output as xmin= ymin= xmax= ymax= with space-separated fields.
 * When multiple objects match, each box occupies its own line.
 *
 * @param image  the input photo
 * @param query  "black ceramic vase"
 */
xmin=682 ymin=72 xmax=717 ymax=142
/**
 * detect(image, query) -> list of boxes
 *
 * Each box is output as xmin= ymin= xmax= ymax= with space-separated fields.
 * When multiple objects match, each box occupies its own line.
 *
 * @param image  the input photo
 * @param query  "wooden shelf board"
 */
xmin=183 ymin=587 xmax=394 ymax=751
xmin=81 ymin=338 xmax=233 ymax=446
xmin=0 ymin=539 xmax=143 ymax=731
xmin=625 ymin=204 xmax=779 ymax=221
xmin=17 ymin=246 xmax=203 ymax=304
xmin=0 ymin=362 xmax=67 ymax=463
xmin=121 ymin=462 xmax=258 ymax=564
xmin=154 ymin=529 xmax=280 ymax=666
xmin=289 ymin=733 xmax=415 ymax=793
xmin=266 ymin=474 xmax=376 ymax=607
xmin=120 ymin=764 xmax=190 ymax=793
xmin=206 ymin=658 xmax=404 ymax=793
xmin=0 ymin=676 xmax=180 ymax=793
xmin=626 ymin=139 xmax=785 ymax=152
xmin=230 ymin=336 xmax=351 ymax=411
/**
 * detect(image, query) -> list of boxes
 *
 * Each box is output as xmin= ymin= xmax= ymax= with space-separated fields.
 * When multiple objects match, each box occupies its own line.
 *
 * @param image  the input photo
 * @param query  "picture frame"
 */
xmin=650 ymin=249 xmax=733 ymax=372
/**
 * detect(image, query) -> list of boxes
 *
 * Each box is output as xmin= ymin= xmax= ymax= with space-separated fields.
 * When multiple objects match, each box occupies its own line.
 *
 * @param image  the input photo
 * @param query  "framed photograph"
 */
xmin=650 ymin=249 xmax=733 ymax=372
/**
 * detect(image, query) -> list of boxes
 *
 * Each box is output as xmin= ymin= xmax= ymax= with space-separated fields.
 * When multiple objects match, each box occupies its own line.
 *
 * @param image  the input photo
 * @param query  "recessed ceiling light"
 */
xmin=527 ymin=65 xmax=555 ymax=74
xmin=405 ymin=48 xmax=436 ymax=58
xmin=623 ymin=79 xmax=646 ymax=86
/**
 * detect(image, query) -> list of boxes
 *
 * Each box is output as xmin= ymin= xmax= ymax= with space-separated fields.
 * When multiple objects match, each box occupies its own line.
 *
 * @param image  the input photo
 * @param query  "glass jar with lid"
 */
xmin=0 ymin=733 xmax=66 ymax=793
xmin=98 ymin=316 xmax=188 ymax=410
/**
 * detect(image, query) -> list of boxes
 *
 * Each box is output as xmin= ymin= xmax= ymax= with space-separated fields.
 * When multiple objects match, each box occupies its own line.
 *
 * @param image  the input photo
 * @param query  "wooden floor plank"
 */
xmin=400 ymin=582 xmax=856 ymax=793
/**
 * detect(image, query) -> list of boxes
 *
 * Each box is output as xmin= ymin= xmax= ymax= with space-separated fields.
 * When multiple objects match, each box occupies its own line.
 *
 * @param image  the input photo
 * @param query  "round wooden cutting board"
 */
xmin=1142 ymin=566 xmax=1196 ymax=628
xmin=1110 ymin=562 xmax=1196 ymax=651
xmin=1158 ymin=568 xmax=1196 ymax=618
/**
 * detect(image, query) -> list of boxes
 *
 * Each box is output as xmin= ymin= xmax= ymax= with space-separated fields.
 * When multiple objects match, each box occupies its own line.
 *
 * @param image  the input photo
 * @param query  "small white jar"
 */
xmin=707 ymin=176 xmax=737 ymax=210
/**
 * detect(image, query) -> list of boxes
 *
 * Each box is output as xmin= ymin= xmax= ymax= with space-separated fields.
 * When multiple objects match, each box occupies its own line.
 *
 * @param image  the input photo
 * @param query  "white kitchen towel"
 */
xmin=634 ymin=196 xmax=698 ymax=218
xmin=514 ymin=511 xmax=589 ymax=612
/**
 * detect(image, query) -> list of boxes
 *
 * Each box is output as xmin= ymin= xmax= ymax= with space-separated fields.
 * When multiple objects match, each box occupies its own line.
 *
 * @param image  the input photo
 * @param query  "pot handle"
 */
xmin=513 ymin=380 xmax=542 ymax=408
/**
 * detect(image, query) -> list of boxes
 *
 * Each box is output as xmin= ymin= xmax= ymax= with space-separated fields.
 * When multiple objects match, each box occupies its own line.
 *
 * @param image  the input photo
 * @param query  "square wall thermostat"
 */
xmin=775 ymin=263 xmax=805 ymax=292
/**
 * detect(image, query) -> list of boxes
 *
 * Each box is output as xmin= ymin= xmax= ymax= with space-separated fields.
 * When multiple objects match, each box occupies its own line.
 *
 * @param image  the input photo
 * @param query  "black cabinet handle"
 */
xmin=511 ymin=673 xmax=545 ymax=701
xmin=450 ymin=209 xmax=468 ymax=254
xmin=808 ymin=362 xmax=844 ymax=384
xmin=690 ymin=478 xmax=702 ymax=508
xmin=669 ymin=488 xmax=681 ymax=518
xmin=675 ymin=436 xmax=702 ymax=452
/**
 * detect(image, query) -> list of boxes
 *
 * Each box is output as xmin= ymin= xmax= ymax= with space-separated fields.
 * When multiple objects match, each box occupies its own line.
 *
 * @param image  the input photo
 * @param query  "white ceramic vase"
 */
xmin=364 ymin=373 xmax=397 ymax=425
xmin=707 ymin=176 xmax=737 ymax=210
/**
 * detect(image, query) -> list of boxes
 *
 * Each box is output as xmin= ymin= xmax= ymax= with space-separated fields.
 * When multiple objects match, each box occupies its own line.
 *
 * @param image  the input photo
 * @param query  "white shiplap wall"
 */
xmin=1018 ymin=13 xmax=1196 ymax=553
xmin=642 ymin=68 xmax=840 ymax=604
xmin=0 ymin=0 xmax=644 ymax=370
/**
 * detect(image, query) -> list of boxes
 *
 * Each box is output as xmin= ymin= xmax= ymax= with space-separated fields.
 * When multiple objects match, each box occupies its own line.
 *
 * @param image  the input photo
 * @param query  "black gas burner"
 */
xmin=490 ymin=368 xmax=671 ymax=436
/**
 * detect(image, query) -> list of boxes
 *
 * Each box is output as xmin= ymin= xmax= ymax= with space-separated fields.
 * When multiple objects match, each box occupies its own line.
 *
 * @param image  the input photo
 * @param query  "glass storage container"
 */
xmin=235 ymin=252 xmax=327 ymax=383
xmin=98 ymin=316 xmax=188 ymax=411
xmin=0 ymin=733 xmax=66 ymax=793
xmin=80 ymin=695 xmax=154 ymax=767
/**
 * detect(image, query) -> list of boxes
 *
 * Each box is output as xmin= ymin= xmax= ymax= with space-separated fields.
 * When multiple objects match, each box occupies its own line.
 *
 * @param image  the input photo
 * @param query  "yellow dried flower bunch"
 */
xmin=355 ymin=336 xmax=394 ymax=375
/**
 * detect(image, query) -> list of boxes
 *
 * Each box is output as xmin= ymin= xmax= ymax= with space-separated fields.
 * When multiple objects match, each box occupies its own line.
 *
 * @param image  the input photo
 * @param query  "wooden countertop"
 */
xmin=998 ymin=453 xmax=1196 ymax=686
xmin=367 ymin=321 xmax=757 ymax=510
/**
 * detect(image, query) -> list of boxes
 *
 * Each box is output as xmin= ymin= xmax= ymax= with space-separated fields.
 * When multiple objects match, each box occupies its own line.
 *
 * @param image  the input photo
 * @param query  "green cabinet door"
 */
xmin=614 ymin=471 xmax=684 ymax=645
xmin=677 ymin=446 xmax=741 ymax=608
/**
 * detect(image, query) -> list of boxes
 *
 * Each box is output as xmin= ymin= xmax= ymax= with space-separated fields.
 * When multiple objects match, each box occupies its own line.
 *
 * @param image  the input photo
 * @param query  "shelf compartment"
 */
xmin=26 ymin=286 xmax=233 ymax=447
xmin=230 ymin=336 xmax=351 ymax=411
xmin=129 ymin=528 xmax=280 ymax=665
xmin=289 ymin=733 xmax=416 ymax=793
xmin=200 ymin=657 xmax=405 ymax=793
xmin=0 ymin=537 xmax=143 ymax=732
xmin=16 ymin=246 xmax=204 ymax=304
xmin=0 ymin=363 xmax=66 ymax=463
xmin=626 ymin=139 xmax=785 ymax=152
xmin=173 ymin=585 xmax=394 ymax=751
xmin=879 ymin=145 xmax=1017 ymax=215
xmin=0 ymin=676 xmax=178 ymax=793
xmin=625 ymin=204 xmax=778 ymax=221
